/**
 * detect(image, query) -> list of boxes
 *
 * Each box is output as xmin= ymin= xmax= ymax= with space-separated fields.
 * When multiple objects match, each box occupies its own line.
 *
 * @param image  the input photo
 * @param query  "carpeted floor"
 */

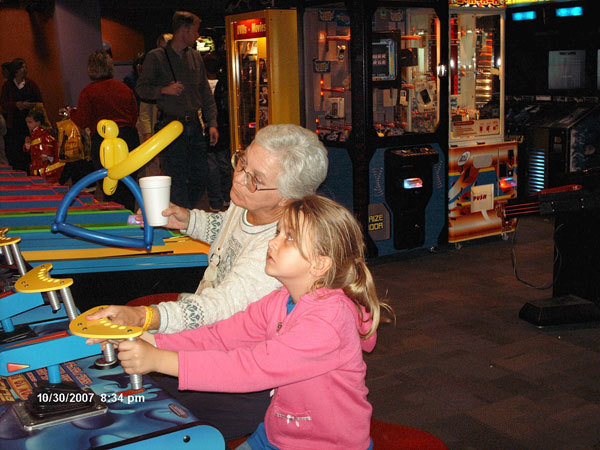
xmin=366 ymin=215 xmax=600 ymax=449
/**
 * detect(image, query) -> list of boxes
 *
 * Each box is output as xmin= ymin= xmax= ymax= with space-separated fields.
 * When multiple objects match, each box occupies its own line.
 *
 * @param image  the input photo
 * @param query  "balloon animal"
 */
xmin=52 ymin=120 xmax=183 ymax=251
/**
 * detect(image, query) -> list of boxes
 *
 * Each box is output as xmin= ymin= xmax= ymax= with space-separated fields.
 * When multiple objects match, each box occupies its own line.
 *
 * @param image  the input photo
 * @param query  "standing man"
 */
xmin=137 ymin=11 xmax=218 ymax=209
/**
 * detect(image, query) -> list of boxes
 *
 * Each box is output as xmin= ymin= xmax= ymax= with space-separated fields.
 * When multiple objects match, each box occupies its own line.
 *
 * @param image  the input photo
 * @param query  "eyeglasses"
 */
xmin=231 ymin=150 xmax=278 ymax=193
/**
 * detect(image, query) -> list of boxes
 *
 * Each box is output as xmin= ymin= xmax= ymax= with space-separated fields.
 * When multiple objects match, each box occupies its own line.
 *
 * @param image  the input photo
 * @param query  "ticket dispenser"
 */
xmin=384 ymin=146 xmax=439 ymax=250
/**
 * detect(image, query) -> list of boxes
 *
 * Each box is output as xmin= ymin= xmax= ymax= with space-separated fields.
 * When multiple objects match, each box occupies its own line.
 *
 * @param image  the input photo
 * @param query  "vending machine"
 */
xmin=299 ymin=1 xmax=449 ymax=257
xmin=447 ymin=0 xmax=518 ymax=244
xmin=225 ymin=9 xmax=300 ymax=152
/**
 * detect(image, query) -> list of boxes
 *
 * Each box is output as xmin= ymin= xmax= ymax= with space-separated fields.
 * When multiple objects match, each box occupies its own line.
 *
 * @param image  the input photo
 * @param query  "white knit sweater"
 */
xmin=155 ymin=203 xmax=281 ymax=334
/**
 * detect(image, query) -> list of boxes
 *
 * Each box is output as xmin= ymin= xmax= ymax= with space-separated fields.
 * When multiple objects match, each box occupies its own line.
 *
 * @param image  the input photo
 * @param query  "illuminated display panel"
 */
xmin=511 ymin=10 xmax=537 ymax=20
xmin=449 ymin=12 xmax=503 ymax=142
xmin=548 ymin=50 xmax=585 ymax=90
xmin=555 ymin=6 xmax=583 ymax=17
xmin=506 ymin=0 xmax=575 ymax=6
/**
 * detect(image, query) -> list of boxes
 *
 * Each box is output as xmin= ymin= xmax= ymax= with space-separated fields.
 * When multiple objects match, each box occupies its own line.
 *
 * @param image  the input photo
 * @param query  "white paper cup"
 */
xmin=139 ymin=176 xmax=171 ymax=227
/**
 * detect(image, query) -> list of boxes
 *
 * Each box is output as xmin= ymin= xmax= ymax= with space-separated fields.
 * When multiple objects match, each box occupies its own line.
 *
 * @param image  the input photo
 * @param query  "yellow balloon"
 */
xmin=100 ymin=138 xmax=129 ymax=169
xmin=103 ymin=177 xmax=119 ymax=196
xmin=107 ymin=121 xmax=183 ymax=181
xmin=98 ymin=122 xmax=131 ymax=196
xmin=97 ymin=120 xmax=120 ymax=139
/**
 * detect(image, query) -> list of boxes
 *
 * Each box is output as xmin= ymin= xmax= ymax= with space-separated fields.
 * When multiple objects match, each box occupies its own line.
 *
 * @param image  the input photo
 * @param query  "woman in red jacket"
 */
xmin=70 ymin=50 xmax=139 ymax=210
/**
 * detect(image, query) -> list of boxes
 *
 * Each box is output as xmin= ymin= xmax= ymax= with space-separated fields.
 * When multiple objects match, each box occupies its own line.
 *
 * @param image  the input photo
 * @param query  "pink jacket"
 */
xmin=155 ymin=287 xmax=376 ymax=450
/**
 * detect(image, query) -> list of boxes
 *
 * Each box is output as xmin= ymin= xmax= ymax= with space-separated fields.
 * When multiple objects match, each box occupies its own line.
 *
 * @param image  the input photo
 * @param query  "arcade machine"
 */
xmin=447 ymin=0 xmax=518 ymax=245
xmin=0 ymin=233 xmax=70 ymax=338
xmin=225 ymin=9 xmax=300 ymax=152
xmin=505 ymin=174 xmax=600 ymax=326
xmin=0 ymin=263 xmax=224 ymax=448
xmin=529 ymin=103 xmax=599 ymax=191
xmin=505 ymin=97 xmax=598 ymax=196
xmin=0 ymin=121 xmax=210 ymax=310
xmin=298 ymin=0 xmax=448 ymax=257
xmin=505 ymin=97 xmax=573 ymax=196
xmin=504 ymin=0 xmax=600 ymax=195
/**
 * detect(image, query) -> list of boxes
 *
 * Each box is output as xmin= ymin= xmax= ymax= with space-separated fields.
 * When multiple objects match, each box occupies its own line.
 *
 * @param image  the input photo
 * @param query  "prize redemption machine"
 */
xmin=447 ymin=0 xmax=518 ymax=246
xmin=299 ymin=1 xmax=448 ymax=257
xmin=225 ymin=9 xmax=300 ymax=152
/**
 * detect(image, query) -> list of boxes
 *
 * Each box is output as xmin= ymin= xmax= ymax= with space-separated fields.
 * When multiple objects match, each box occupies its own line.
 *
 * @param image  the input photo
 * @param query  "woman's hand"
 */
xmin=117 ymin=339 xmax=178 ymax=376
xmin=84 ymin=305 xmax=147 ymax=345
xmin=135 ymin=202 xmax=190 ymax=230
xmin=86 ymin=305 xmax=146 ymax=327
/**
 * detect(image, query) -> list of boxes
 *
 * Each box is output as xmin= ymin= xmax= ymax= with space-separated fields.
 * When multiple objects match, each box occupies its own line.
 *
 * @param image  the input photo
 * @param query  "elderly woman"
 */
xmin=70 ymin=50 xmax=138 ymax=209
xmin=89 ymin=123 xmax=328 ymax=440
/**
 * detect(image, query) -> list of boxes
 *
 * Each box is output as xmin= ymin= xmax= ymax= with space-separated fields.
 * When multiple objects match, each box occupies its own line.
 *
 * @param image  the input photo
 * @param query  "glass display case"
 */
xmin=300 ymin=1 xmax=448 ymax=258
xmin=447 ymin=1 xmax=518 ymax=244
xmin=302 ymin=4 xmax=442 ymax=143
xmin=302 ymin=5 xmax=352 ymax=143
xmin=449 ymin=5 xmax=504 ymax=143
xmin=225 ymin=10 xmax=300 ymax=152
xmin=371 ymin=7 xmax=441 ymax=137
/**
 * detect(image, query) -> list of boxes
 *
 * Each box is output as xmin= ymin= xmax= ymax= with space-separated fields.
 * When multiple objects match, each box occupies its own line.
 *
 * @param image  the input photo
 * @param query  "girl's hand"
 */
xmin=117 ymin=340 xmax=178 ymax=376
xmin=117 ymin=339 xmax=160 ymax=375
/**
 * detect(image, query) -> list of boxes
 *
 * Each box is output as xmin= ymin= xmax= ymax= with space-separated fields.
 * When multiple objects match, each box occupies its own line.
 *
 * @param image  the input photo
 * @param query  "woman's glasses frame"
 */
xmin=231 ymin=150 xmax=278 ymax=193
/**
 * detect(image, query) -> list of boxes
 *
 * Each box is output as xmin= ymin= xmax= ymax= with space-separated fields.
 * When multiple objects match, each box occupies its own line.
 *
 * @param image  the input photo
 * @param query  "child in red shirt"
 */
xmin=23 ymin=110 xmax=63 ymax=183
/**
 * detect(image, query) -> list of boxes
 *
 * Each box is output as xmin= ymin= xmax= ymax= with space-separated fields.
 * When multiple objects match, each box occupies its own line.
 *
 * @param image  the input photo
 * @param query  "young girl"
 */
xmin=113 ymin=195 xmax=393 ymax=449
xmin=23 ymin=109 xmax=63 ymax=183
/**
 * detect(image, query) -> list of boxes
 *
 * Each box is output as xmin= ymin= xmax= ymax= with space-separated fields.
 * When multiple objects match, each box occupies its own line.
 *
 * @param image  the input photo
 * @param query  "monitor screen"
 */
xmin=548 ymin=50 xmax=585 ymax=90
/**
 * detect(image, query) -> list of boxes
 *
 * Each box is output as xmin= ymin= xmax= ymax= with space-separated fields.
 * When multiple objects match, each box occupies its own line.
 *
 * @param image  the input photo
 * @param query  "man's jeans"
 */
xmin=159 ymin=119 xmax=207 ymax=209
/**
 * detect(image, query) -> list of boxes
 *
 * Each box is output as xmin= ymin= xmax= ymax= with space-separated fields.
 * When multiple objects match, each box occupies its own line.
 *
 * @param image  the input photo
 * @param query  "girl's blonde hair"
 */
xmin=282 ymin=195 xmax=394 ymax=338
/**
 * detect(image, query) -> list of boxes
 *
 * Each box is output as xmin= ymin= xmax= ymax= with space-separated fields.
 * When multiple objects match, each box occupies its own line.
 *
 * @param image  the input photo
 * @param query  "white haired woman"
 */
xmin=88 ymin=123 xmax=329 ymax=440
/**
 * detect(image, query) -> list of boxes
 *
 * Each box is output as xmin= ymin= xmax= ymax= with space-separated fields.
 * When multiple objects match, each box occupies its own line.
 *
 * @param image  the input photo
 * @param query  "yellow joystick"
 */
xmin=69 ymin=305 xmax=143 ymax=340
xmin=14 ymin=263 xmax=73 ymax=293
xmin=70 ymin=306 xmax=145 ymax=390
xmin=0 ymin=227 xmax=21 ymax=247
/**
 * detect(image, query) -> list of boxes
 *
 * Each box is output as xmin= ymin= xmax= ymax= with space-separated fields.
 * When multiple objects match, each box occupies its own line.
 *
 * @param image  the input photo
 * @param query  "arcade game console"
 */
xmin=447 ymin=0 xmax=518 ymax=245
xmin=505 ymin=172 xmax=600 ymax=326
xmin=298 ymin=1 xmax=448 ymax=257
xmin=0 ymin=266 xmax=224 ymax=448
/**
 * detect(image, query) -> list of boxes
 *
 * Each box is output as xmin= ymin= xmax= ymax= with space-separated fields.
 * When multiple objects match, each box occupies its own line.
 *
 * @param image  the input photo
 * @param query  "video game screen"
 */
xmin=548 ymin=49 xmax=585 ymax=90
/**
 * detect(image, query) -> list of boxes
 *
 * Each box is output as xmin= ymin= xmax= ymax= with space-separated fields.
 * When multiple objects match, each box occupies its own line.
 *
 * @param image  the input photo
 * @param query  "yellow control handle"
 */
xmin=14 ymin=263 xmax=73 ymax=293
xmin=0 ymin=227 xmax=20 ymax=247
xmin=70 ymin=305 xmax=143 ymax=339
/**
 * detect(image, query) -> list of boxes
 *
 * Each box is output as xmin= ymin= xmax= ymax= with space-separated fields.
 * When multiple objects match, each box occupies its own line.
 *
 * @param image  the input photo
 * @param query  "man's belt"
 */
xmin=164 ymin=113 xmax=198 ymax=123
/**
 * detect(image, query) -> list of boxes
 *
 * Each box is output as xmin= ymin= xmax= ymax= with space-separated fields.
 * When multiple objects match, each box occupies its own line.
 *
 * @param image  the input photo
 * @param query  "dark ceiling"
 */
xmin=100 ymin=0 xmax=228 ymax=29
xmin=99 ymin=0 xmax=295 ymax=28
